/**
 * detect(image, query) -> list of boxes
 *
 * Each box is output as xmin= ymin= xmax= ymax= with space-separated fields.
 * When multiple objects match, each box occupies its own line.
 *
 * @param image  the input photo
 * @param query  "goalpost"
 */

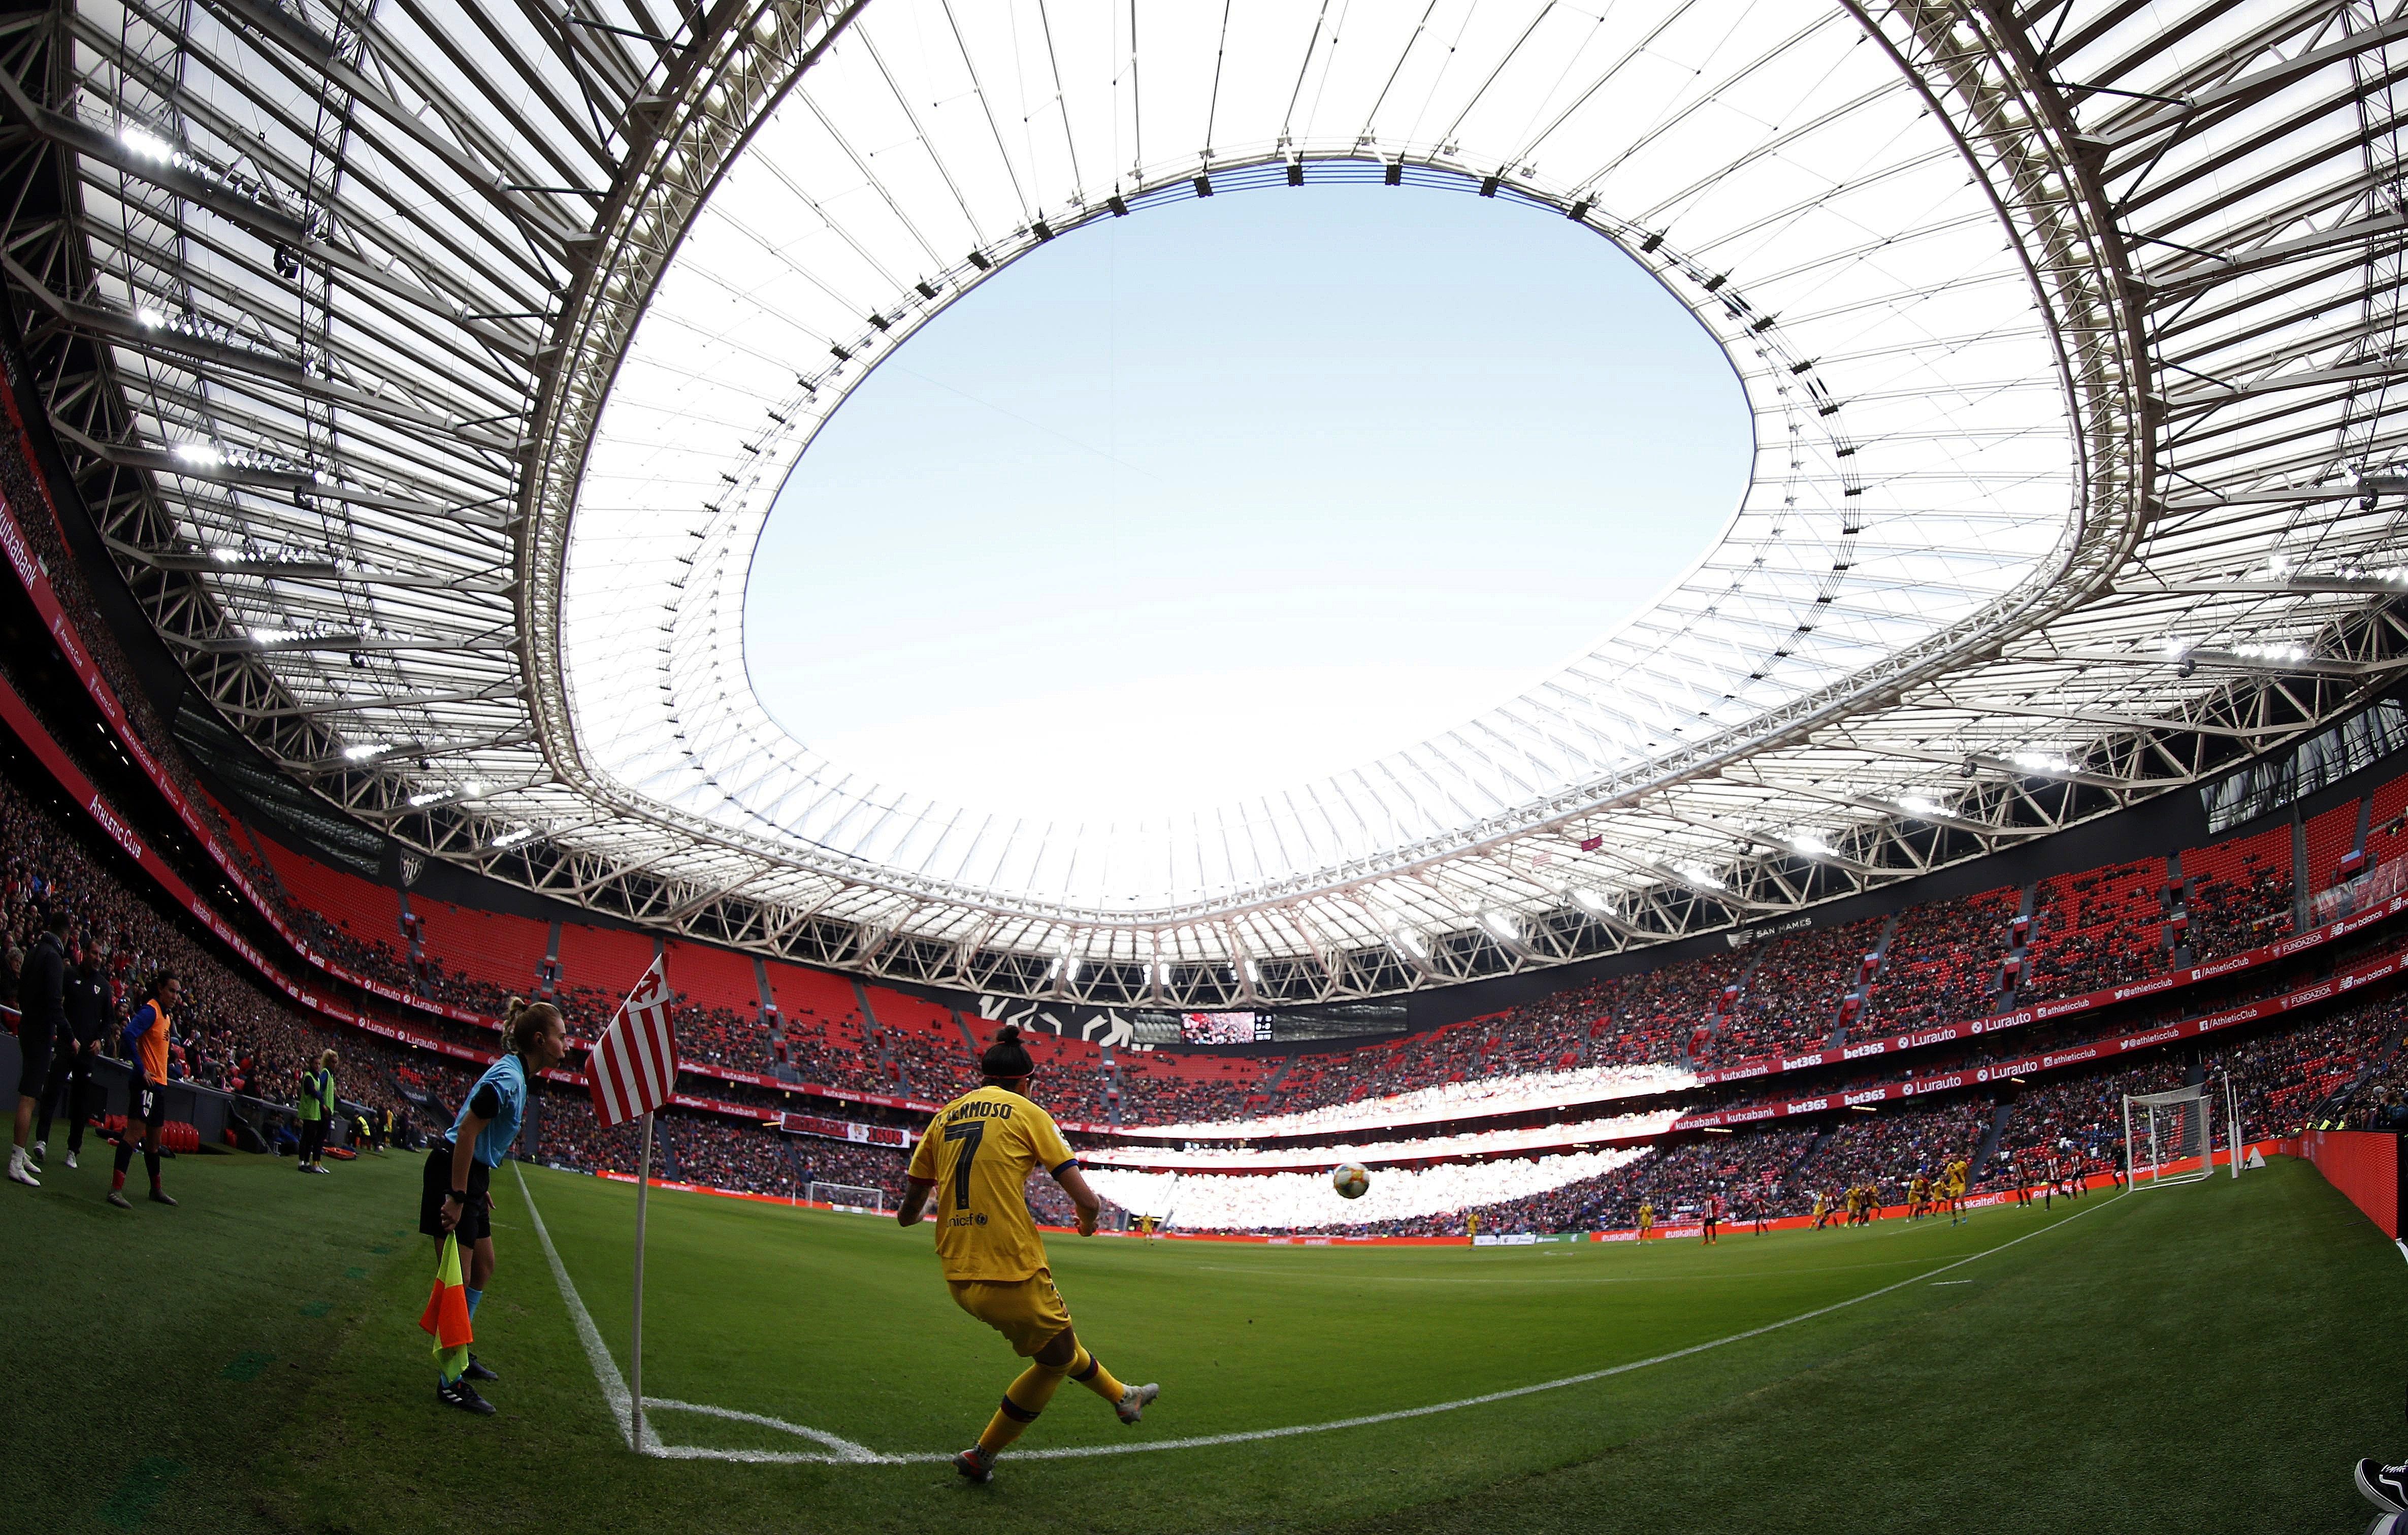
xmin=2122 ymin=1080 xmax=2238 ymax=1189
xmin=807 ymin=1181 xmax=886 ymax=1213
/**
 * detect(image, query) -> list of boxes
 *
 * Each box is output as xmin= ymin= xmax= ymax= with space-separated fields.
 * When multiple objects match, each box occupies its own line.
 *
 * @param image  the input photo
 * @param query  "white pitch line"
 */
xmin=514 ymin=1162 xmax=662 ymax=1454
xmin=646 ymin=1398 xmax=882 ymax=1461
xmin=518 ymin=1171 xmax=2108 ymax=1467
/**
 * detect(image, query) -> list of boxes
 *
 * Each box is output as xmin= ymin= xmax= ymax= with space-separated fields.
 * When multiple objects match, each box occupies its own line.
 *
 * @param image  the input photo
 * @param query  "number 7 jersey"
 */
xmin=907 ymin=1085 xmax=1081 ymax=1282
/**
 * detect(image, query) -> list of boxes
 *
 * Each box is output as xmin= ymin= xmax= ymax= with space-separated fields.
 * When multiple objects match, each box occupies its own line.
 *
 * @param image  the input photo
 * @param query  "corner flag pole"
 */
xmin=630 ymin=1107 xmax=653 ymax=1453
xmin=588 ymin=951 xmax=673 ymax=1457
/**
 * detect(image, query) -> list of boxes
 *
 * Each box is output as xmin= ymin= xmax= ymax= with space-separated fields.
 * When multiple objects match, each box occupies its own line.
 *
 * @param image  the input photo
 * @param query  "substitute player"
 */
xmin=900 ymin=1025 xmax=1158 ymax=1483
xmin=422 ymin=997 xmax=568 ymax=1415
xmin=107 ymin=972 xmax=181 ymax=1209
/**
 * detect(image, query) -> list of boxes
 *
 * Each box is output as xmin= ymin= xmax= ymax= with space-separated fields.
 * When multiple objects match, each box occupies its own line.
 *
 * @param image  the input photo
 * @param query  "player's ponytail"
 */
xmin=502 ymin=995 xmax=562 ymax=1058
xmin=979 ymin=1023 xmax=1035 ymax=1082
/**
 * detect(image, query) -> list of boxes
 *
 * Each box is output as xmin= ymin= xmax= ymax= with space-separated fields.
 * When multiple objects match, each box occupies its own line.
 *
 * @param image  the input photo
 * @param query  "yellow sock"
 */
xmin=975 ymin=1360 xmax=1066 ymax=1455
xmin=1065 ymin=1344 xmax=1127 ymax=1406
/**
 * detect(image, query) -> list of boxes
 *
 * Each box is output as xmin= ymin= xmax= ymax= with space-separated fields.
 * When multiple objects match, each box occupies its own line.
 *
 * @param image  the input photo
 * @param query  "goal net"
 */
xmin=807 ymin=1181 xmax=885 ymax=1213
xmin=2123 ymin=1084 xmax=2219 ymax=1188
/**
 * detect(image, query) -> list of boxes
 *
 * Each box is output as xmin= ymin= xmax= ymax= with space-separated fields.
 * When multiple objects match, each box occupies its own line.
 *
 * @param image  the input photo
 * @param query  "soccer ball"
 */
xmin=1331 ymin=1162 xmax=1370 ymax=1200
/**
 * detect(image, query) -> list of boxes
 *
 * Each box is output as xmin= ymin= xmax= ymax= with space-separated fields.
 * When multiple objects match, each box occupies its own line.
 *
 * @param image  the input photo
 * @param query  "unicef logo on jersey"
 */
xmin=974 ymin=1213 xmax=988 ymax=1225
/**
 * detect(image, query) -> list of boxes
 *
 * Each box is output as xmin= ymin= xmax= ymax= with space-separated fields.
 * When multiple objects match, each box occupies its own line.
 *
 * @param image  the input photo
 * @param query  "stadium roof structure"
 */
xmin=5 ymin=0 xmax=2406 ymax=1007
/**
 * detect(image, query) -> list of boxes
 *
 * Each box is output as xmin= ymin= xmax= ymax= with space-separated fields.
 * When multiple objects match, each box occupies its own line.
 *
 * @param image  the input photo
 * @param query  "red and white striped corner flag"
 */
xmin=588 ymin=957 xmax=679 ymax=1128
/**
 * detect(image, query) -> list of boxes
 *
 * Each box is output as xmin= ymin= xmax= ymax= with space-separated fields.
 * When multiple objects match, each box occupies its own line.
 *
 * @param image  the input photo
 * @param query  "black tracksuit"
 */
xmin=39 ymin=963 xmax=109 ymax=1151
xmin=14 ymin=933 xmax=66 ymax=1100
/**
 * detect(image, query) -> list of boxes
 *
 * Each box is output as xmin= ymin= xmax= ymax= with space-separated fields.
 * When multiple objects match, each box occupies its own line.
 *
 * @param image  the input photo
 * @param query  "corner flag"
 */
xmin=581 ymin=956 xmax=682 ymax=1454
xmin=587 ymin=956 xmax=679 ymax=1127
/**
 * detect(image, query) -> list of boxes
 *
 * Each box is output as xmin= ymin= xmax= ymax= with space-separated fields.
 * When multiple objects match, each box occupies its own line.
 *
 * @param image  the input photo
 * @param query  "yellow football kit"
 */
xmin=909 ymin=1085 xmax=1083 ymax=1355
xmin=911 ymin=1082 xmax=1151 ymax=1464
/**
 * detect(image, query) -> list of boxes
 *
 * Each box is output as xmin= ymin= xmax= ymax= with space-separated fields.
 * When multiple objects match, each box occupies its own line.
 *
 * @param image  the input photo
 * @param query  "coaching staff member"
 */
xmin=36 ymin=936 xmax=109 ymax=1168
xmin=8 ymin=911 xmax=67 ymax=1188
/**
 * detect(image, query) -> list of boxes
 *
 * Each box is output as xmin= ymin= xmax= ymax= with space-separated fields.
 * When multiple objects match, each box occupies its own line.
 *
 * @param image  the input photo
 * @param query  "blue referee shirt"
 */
xmin=450 ymin=1054 xmax=530 ymax=1168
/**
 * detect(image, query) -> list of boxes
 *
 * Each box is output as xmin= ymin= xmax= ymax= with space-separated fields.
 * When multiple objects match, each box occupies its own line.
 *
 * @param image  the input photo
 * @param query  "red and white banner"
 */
xmin=587 ymin=959 xmax=681 ymax=1127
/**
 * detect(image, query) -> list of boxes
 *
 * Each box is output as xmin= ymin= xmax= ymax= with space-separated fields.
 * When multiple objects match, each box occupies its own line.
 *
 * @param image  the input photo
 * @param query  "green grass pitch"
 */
xmin=3 ymin=1149 xmax=2396 ymax=1534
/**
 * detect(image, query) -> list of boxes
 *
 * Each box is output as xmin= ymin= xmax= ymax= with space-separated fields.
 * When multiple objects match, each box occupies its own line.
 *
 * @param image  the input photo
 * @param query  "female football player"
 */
xmin=900 ymin=1025 xmax=1159 ymax=1482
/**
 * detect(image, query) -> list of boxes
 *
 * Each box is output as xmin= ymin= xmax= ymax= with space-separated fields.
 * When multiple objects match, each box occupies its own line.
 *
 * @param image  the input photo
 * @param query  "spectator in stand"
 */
xmin=1863 ymin=888 xmax=2016 ymax=1033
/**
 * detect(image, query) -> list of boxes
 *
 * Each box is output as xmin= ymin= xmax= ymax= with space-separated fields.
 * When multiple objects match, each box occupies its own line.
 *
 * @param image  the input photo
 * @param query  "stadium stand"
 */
xmin=2181 ymin=826 xmax=2293 ymax=960
xmin=11 ymin=585 xmax=2408 ymax=1235
xmin=1714 ymin=916 xmax=1884 ymax=1060
xmin=763 ymin=962 xmax=889 ymax=1092
xmin=413 ymin=900 xmax=550 ymax=1006
xmin=1860 ymin=885 xmax=2016 ymax=1033
xmin=557 ymin=923 xmax=657 ymax=1012
xmin=0 ymin=770 xmax=408 ymax=1125
xmin=2023 ymin=859 xmax=2168 ymax=999
xmin=2305 ymin=797 xmax=2363 ymax=897
xmin=1113 ymin=1048 xmax=1269 ymax=1125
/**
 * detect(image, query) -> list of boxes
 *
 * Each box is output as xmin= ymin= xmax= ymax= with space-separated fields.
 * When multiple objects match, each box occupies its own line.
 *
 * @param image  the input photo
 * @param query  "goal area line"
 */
xmin=514 ymin=1165 xmax=2116 ymax=1467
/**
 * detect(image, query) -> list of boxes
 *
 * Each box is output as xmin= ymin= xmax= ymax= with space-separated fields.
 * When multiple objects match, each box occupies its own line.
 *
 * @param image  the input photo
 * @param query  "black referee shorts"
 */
xmin=419 ymin=1142 xmax=493 ymax=1243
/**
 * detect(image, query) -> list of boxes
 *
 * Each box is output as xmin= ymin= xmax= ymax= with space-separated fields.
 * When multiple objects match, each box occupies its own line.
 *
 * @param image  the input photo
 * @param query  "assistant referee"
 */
xmin=421 ymin=997 xmax=567 ymax=1416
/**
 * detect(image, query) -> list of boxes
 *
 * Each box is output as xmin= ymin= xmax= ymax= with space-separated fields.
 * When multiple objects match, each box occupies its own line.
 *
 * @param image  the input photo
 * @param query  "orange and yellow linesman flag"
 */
xmin=418 ymin=1232 xmax=474 ymax=1378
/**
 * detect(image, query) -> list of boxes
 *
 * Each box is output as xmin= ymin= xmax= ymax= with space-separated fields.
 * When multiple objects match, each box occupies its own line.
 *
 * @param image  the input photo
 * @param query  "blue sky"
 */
xmin=744 ymin=183 xmax=1750 ymax=823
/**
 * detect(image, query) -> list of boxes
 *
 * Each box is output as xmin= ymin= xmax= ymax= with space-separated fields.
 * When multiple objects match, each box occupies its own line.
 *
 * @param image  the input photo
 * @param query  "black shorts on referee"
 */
xmin=419 ymin=1142 xmax=493 ymax=1243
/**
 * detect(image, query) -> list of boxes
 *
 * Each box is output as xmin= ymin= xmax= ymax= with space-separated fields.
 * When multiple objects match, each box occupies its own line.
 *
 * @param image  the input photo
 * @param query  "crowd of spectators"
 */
xmin=662 ymin=1113 xmax=795 ymax=1194
xmin=2229 ymin=996 xmax=2405 ymax=1138
xmin=2186 ymin=858 xmax=2294 ymax=962
xmin=1136 ymin=1060 xmax=1696 ymax=1139
xmin=1110 ymin=1051 xmax=1267 ymax=1124
xmin=1713 ymin=918 xmax=1883 ymax=1060
xmin=780 ymin=1013 xmax=900 ymax=1098
xmin=1861 ymin=886 xmax=2016 ymax=1034
xmin=791 ymin=1139 xmax=912 ymax=1198
xmin=0 ymin=768 xmax=407 ymax=1123
xmin=2023 ymin=862 xmax=2171 ymax=1001
xmin=673 ymin=1002 xmax=778 ymax=1075
xmin=1488 ymin=971 xmax=1675 ymax=1070
xmin=1083 ymin=1146 xmax=1651 ymax=1235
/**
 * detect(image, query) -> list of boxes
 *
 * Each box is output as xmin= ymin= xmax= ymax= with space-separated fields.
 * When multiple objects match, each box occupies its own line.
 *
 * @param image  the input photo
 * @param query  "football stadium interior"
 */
xmin=3 ymin=1 xmax=2407 ymax=1530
